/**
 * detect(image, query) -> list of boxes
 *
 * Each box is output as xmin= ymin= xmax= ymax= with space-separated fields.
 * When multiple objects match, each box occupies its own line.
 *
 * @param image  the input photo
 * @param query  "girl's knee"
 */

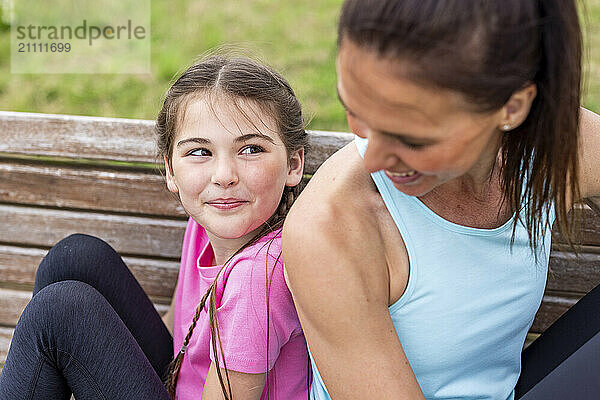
xmin=35 ymin=234 xmax=119 ymax=290
xmin=18 ymin=281 xmax=103 ymax=337
xmin=43 ymin=234 xmax=115 ymax=266
xmin=13 ymin=281 xmax=114 ymax=365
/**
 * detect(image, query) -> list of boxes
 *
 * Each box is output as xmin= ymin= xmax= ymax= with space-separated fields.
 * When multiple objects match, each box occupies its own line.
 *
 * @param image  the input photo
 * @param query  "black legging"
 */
xmin=0 ymin=234 xmax=173 ymax=399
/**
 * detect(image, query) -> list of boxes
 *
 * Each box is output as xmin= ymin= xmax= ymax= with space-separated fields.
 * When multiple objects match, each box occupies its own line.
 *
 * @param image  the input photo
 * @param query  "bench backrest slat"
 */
xmin=0 ymin=242 xmax=179 ymax=298
xmin=1 ymin=204 xmax=187 ymax=259
xmin=0 ymin=111 xmax=354 ymax=175
xmin=0 ymin=160 xmax=186 ymax=217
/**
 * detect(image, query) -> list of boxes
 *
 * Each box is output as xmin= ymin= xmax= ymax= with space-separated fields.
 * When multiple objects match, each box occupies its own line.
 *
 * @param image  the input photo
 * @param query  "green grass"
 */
xmin=0 ymin=0 xmax=598 ymax=132
xmin=582 ymin=0 xmax=600 ymax=112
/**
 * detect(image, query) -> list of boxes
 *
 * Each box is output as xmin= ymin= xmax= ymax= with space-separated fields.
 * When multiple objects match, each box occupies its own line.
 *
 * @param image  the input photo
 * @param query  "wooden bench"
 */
xmin=1 ymin=110 xmax=599 ymax=368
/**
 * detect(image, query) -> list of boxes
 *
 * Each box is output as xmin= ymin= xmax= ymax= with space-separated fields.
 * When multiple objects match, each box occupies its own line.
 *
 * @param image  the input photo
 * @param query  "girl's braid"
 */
xmin=165 ymin=279 xmax=215 ymax=398
xmin=165 ymin=185 xmax=299 ymax=399
xmin=275 ymin=185 xmax=299 ymax=228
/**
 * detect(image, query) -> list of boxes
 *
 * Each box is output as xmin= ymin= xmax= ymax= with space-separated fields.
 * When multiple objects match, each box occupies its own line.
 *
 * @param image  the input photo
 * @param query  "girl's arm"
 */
xmin=201 ymin=362 xmax=265 ymax=400
xmin=576 ymin=108 xmax=600 ymax=203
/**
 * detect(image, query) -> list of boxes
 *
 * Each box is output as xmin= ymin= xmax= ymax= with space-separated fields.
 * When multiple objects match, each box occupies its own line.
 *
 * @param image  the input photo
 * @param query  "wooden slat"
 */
xmin=0 ymin=288 xmax=31 ymax=327
xmin=572 ymin=204 xmax=600 ymax=246
xmin=0 ymin=204 xmax=187 ymax=259
xmin=0 ymin=111 xmax=157 ymax=164
xmin=0 ymin=245 xmax=179 ymax=298
xmin=0 ymin=245 xmax=40 ymax=286
xmin=126 ymin=257 xmax=179 ymax=298
xmin=0 ymin=111 xmax=354 ymax=175
xmin=530 ymin=293 xmax=579 ymax=333
xmin=0 ymin=326 xmax=14 ymax=365
xmin=547 ymin=251 xmax=600 ymax=293
xmin=524 ymin=333 xmax=540 ymax=349
xmin=552 ymin=204 xmax=600 ymax=246
xmin=0 ymin=278 xmax=589 ymax=362
xmin=0 ymin=161 xmax=314 ymax=217
xmin=2 ymin=244 xmax=595 ymax=334
xmin=17 ymin=319 xmax=564 ymax=376
xmin=305 ymin=130 xmax=354 ymax=175
xmin=0 ymin=160 xmax=186 ymax=217
xmin=585 ymin=197 xmax=600 ymax=215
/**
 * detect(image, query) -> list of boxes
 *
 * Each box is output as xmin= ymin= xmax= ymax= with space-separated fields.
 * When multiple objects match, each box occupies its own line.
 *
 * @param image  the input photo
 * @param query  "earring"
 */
xmin=502 ymin=124 xmax=511 ymax=131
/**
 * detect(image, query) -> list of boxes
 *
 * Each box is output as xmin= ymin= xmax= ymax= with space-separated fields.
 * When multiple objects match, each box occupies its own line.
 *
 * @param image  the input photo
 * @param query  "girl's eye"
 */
xmin=188 ymin=148 xmax=211 ymax=157
xmin=240 ymin=145 xmax=264 ymax=155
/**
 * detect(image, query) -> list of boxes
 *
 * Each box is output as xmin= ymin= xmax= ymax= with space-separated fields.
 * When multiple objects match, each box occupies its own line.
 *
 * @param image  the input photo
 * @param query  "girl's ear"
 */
xmin=164 ymin=156 xmax=179 ymax=194
xmin=286 ymin=148 xmax=305 ymax=187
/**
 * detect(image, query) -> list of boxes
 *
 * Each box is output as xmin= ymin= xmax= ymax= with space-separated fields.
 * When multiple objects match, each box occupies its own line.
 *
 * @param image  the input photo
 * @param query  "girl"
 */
xmin=0 ymin=55 xmax=310 ymax=400
xmin=159 ymin=55 xmax=310 ymax=400
xmin=283 ymin=1 xmax=600 ymax=399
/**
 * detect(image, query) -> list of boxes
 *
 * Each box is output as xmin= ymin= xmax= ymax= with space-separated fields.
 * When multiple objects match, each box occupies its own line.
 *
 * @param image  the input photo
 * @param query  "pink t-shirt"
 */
xmin=173 ymin=217 xmax=309 ymax=400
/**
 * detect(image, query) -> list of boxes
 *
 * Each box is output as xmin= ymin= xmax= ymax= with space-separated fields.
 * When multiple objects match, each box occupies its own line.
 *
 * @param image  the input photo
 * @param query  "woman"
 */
xmin=283 ymin=1 xmax=600 ymax=399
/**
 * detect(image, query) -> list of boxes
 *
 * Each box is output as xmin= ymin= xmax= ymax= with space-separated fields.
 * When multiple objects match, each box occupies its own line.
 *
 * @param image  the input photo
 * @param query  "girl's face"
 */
xmin=165 ymin=96 xmax=304 ymax=244
xmin=337 ymin=39 xmax=508 ymax=197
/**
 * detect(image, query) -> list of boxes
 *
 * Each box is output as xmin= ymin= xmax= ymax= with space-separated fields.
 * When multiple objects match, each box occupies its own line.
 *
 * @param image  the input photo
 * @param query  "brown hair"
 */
xmin=155 ymin=54 xmax=309 ymax=399
xmin=338 ymin=0 xmax=582 ymax=251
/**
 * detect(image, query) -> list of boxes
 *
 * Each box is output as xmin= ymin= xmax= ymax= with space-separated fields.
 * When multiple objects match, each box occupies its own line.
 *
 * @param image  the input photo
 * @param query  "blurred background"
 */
xmin=0 ymin=0 xmax=598 ymax=132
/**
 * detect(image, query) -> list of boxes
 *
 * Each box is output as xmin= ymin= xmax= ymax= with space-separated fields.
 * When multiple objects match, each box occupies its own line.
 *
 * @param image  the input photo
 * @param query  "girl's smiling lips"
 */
xmin=205 ymin=198 xmax=249 ymax=210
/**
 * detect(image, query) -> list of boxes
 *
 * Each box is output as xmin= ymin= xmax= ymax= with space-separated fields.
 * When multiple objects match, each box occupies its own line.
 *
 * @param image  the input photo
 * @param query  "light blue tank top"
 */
xmin=309 ymin=137 xmax=554 ymax=400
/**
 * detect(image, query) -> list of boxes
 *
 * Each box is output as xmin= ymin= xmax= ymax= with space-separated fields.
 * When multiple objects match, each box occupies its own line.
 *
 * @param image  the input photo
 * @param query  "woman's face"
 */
xmin=165 ymin=97 xmax=303 ymax=243
xmin=337 ymin=39 xmax=506 ymax=197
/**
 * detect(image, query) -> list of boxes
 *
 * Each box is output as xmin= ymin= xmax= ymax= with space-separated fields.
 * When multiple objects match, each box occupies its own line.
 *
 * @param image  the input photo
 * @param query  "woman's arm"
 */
xmin=282 ymin=148 xmax=425 ymax=400
xmin=201 ymin=362 xmax=265 ymax=400
xmin=283 ymin=216 xmax=424 ymax=399
xmin=576 ymin=108 xmax=600 ymax=201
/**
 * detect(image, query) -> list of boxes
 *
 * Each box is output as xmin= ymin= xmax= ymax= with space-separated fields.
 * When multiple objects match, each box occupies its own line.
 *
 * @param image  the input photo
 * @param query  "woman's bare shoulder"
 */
xmin=286 ymin=142 xmax=380 ymax=246
xmin=283 ymin=141 xmax=389 ymax=291
xmin=298 ymin=142 xmax=378 ymax=211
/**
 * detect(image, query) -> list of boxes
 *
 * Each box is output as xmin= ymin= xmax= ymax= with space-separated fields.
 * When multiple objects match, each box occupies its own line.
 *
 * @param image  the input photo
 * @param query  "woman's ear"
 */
xmin=286 ymin=148 xmax=305 ymax=187
xmin=164 ymin=156 xmax=179 ymax=194
xmin=499 ymin=83 xmax=537 ymax=131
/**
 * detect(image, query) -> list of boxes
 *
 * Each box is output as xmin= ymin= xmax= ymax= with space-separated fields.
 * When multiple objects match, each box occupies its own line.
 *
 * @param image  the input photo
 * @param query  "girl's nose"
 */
xmin=211 ymin=158 xmax=239 ymax=187
xmin=363 ymin=132 xmax=399 ymax=173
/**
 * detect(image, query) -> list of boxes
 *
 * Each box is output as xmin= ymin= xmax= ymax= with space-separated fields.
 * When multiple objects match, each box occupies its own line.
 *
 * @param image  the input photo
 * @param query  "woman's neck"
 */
xmin=418 ymin=146 xmax=512 ymax=229
xmin=452 ymin=141 xmax=504 ymax=201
